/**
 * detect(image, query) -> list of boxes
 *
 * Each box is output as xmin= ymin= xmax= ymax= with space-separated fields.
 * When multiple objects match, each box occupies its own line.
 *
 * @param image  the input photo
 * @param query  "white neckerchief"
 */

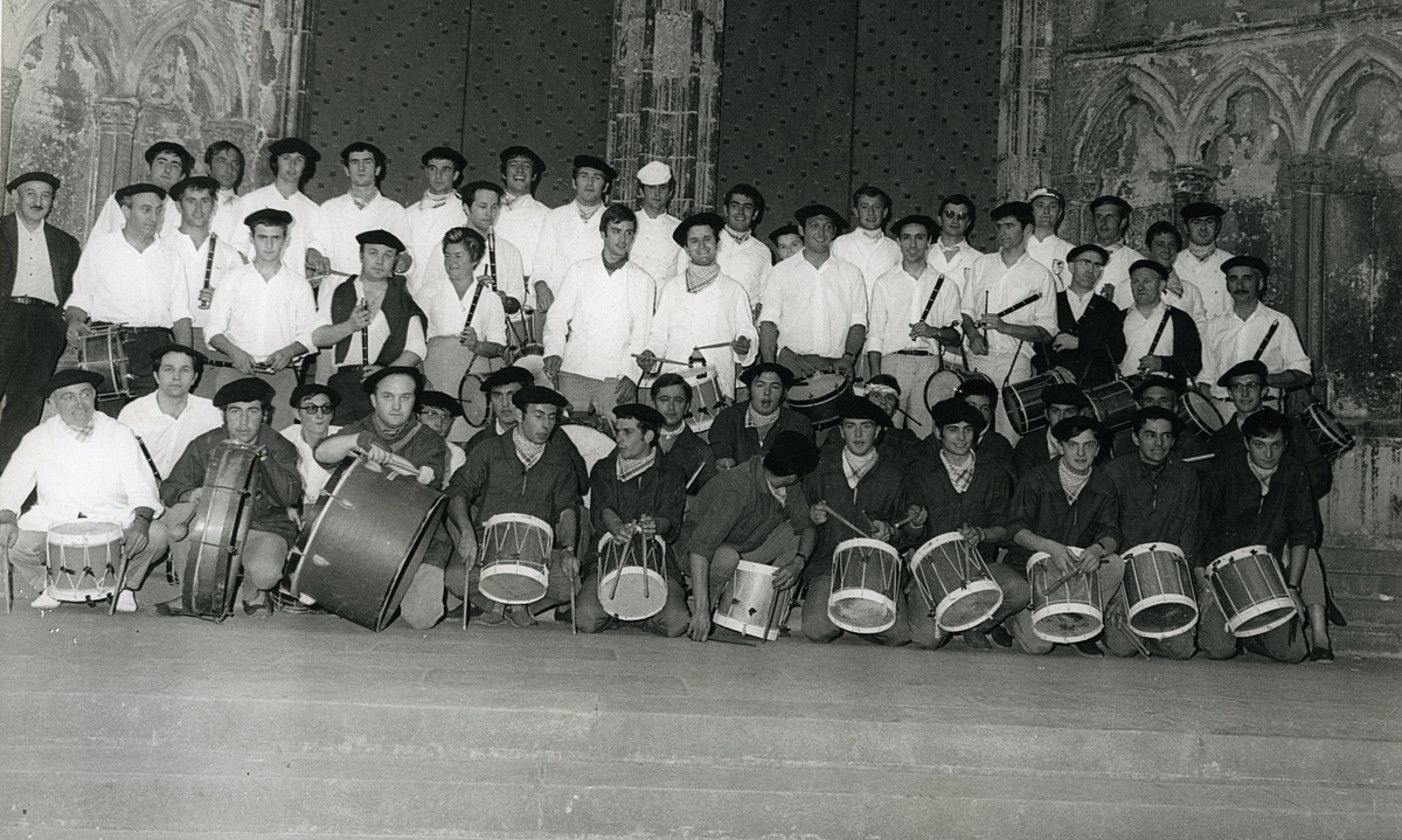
xmin=724 ymin=227 xmax=751 ymax=245
xmin=1058 ymin=460 xmax=1092 ymax=507
xmin=841 ymin=447 xmax=878 ymax=489
xmin=1247 ymin=459 xmax=1278 ymax=496
xmin=745 ymin=405 xmax=780 ymax=431
xmin=616 ymin=449 xmax=656 ymax=483
xmin=860 ymin=229 xmax=885 ymax=243
xmin=940 ymin=450 xmax=976 ymax=494
xmin=420 ymin=189 xmax=456 ymax=210
xmin=1188 ymin=244 xmax=1217 ymax=261
xmin=765 ymin=476 xmax=787 ymax=506
xmin=512 ymin=427 xmax=546 ymax=469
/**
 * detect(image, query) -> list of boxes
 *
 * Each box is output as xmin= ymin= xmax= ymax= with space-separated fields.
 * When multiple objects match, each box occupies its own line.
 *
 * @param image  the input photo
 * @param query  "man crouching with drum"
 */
xmin=160 ymin=378 xmax=303 ymax=615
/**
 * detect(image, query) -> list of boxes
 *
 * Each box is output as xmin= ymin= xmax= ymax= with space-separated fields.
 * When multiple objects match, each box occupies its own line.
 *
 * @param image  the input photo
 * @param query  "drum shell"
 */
xmin=714 ymin=559 xmax=788 ymax=640
xmin=827 ymin=537 xmax=900 ymax=634
xmin=1120 ymin=542 xmax=1198 ymax=639
xmin=787 ymin=372 xmax=852 ymax=432
xmin=1027 ymin=549 xmax=1103 ymax=644
xmin=45 ymin=520 xmax=123 ymax=602
xmin=1178 ymin=391 xmax=1225 ymax=442
xmin=908 ymin=531 xmax=1003 ymax=632
xmin=1206 ymin=545 xmax=1297 ymax=638
xmin=57 ymin=327 xmax=131 ymax=400
xmin=478 ymin=512 xmax=554 ymax=605
xmin=183 ymin=441 xmax=263 ymax=619
xmin=1004 ymin=369 xmax=1076 ymax=437
xmin=596 ymin=533 xmax=668 ymax=622
xmin=288 ymin=460 xmax=448 ymax=631
xmin=1085 ymin=380 xmax=1137 ymax=434
xmin=1298 ymin=402 xmax=1355 ymax=463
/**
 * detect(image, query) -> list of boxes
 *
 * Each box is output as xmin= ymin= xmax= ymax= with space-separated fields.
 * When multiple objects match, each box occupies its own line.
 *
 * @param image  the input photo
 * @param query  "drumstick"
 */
xmin=631 ymin=352 xmax=689 ymax=367
xmin=1 ymin=543 xmax=11 ymax=614
xmin=817 ymin=503 xmax=872 ymax=540
xmin=684 ymin=460 xmax=707 ymax=492
xmin=890 ymin=511 xmax=919 ymax=530
xmin=1181 ymin=453 xmax=1216 ymax=463
xmin=693 ymin=341 xmax=733 ymax=352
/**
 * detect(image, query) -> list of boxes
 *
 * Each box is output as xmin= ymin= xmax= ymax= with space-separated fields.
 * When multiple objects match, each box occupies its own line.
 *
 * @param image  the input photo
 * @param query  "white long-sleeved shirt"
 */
xmin=159 ymin=230 xmax=246 ymax=330
xmin=117 ymin=392 xmax=223 ymax=477
xmin=646 ymin=272 xmax=757 ymax=397
xmin=1173 ymin=246 xmax=1235 ymax=323
xmin=280 ymin=423 xmax=341 ymax=502
xmin=1198 ymin=302 xmax=1311 ymax=395
xmin=0 ymin=413 xmax=164 ymax=531
xmin=496 ymin=192 xmax=551 ymax=278
xmin=715 ymin=227 xmax=773 ymax=306
xmin=231 ymin=184 xmax=327 ymax=270
xmin=205 ymin=262 xmax=321 ymax=359
xmin=1092 ymin=242 xmax=1146 ymax=309
xmin=532 ymin=201 xmax=606 ymax=293
xmin=961 ymin=251 xmax=1058 ymax=361
xmin=926 ymin=237 xmax=984 ymax=299
xmin=209 ymin=188 xmax=243 ymax=244
xmin=543 ymin=256 xmax=655 ymax=381
xmin=631 ymin=210 xmax=687 ymax=286
xmin=404 ymin=191 xmax=468 ymax=291
xmin=418 ymin=276 xmax=508 ymax=345
xmin=760 ymin=253 xmax=868 ymax=358
xmin=866 ymin=263 xmax=963 ymax=355
xmin=412 ymin=230 xmax=527 ymax=304
xmin=1119 ymin=301 xmax=1179 ymax=377
xmin=318 ymin=191 xmax=411 ymax=275
xmin=69 ymin=232 xmax=192 ymax=328
xmin=831 ymin=229 xmax=902 ymax=298
xmin=1026 ymin=233 xmax=1074 ymax=288
xmin=1164 ymin=273 xmax=1208 ymax=336
xmin=13 ymin=219 xmax=58 ymax=303
xmin=88 ymin=193 xmax=180 ymax=246
xmin=316 ymin=276 xmax=427 ymax=368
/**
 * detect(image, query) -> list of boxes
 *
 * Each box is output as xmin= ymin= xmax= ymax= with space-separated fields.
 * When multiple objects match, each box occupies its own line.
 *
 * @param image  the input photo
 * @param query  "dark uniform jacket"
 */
xmin=1005 ymin=459 xmax=1122 ymax=571
xmin=1200 ymin=452 xmax=1316 ymax=564
xmin=801 ymin=445 xmax=908 ymax=580
xmin=162 ymin=426 xmax=302 ymax=543
xmin=903 ymin=452 xmax=1013 ymax=564
xmin=1100 ymin=454 xmax=1202 ymax=564
xmin=707 ymin=402 xmax=813 ymax=464
xmin=450 ymin=429 xmax=581 ymax=538
xmin=0 ymin=214 xmax=80 ymax=323
xmin=681 ymin=456 xmax=812 ymax=560
xmin=1033 ymin=291 xmax=1125 ymax=387
xmin=657 ymin=424 xmax=717 ymax=495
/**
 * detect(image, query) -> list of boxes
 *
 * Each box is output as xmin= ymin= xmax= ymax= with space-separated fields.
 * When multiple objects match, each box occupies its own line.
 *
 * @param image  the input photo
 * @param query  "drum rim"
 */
xmin=787 ymin=373 xmax=850 ymax=405
xmin=1224 ymin=598 xmax=1297 ymax=637
xmin=47 ymin=521 xmax=123 ymax=544
xmin=712 ymin=609 xmax=781 ymax=640
xmin=1206 ymin=544 xmax=1272 ymax=574
xmin=827 ymin=588 xmax=898 ymax=634
xmin=1029 ymin=602 xmax=1104 ymax=643
xmin=934 ymin=578 xmax=1004 ymax=632
xmin=910 ymin=530 xmax=969 ymax=566
xmin=1026 ymin=547 xmax=1083 ymax=577
xmin=679 ymin=365 xmax=720 ymax=383
xmin=1123 ymin=541 xmax=1185 ymax=561
xmin=733 ymin=558 xmax=779 ymax=576
xmin=482 ymin=511 xmax=554 ymax=537
xmin=833 ymin=536 xmax=899 ymax=558
xmin=1126 ymin=592 xmax=1199 ymax=639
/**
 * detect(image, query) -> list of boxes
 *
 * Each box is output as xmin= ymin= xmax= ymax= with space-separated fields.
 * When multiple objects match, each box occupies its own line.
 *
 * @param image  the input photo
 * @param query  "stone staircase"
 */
xmin=1324 ymin=546 xmax=1402 ymax=658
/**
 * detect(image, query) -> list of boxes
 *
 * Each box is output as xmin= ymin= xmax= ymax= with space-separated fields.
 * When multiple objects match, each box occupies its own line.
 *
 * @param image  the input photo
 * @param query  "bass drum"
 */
xmin=923 ymin=367 xmax=992 ymax=417
xmin=183 ymin=441 xmax=263 ymax=620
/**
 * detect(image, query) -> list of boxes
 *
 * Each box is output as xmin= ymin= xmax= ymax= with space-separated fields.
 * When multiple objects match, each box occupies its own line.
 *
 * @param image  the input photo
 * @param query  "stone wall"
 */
xmin=1 ymin=0 xmax=314 ymax=235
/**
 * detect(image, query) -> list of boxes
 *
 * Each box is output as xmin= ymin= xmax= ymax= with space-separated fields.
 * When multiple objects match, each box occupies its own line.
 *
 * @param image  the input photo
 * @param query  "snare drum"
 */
xmin=787 ymin=371 xmax=851 ymax=432
xmin=1004 ymin=368 xmax=1076 ymax=437
xmin=44 ymin=520 xmax=123 ymax=604
xmin=457 ymin=373 xmax=489 ymax=427
xmin=1084 ymin=380 xmax=1136 ymax=434
xmin=908 ymin=531 xmax=1004 ymax=632
xmin=1298 ymin=402 xmax=1355 ymax=463
xmin=1178 ymin=390 xmax=1225 ymax=442
xmin=59 ymin=326 xmax=131 ymax=400
xmin=680 ymin=366 xmax=726 ymax=435
xmin=183 ymin=441 xmax=263 ymax=619
xmin=596 ymin=533 xmax=668 ymax=621
xmin=1120 ymin=542 xmax=1198 ymax=639
xmin=923 ymin=367 xmax=992 ymax=417
xmin=1027 ymin=549 xmax=1102 ymax=644
xmin=827 ymin=538 xmax=900 ymax=634
xmin=477 ymin=513 xmax=554 ymax=604
xmin=713 ymin=559 xmax=790 ymax=640
xmin=1206 ymin=545 xmax=1297 ymax=638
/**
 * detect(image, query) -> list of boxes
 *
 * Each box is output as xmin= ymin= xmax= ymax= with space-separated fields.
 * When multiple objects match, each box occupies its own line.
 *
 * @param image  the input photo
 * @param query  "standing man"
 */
xmin=1086 ymin=195 xmax=1145 ymax=308
xmin=1116 ymin=259 xmax=1202 ymax=381
xmin=831 ymin=185 xmax=901 ymax=297
xmin=1032 ymin=243 xmax=1123 ymax=387
xmin=866 ymin=213 xmax=962 ymax=436
xmin=715 ymin=184 xmax=773 ymax=308
xmin=926 ymin=194 xmax=983 ymax=298
xmin=759 ymin=203 xmax=867 ymax=379
xmin=706 ymin=363 xmax=814 ymax=469
xmin=495 ymin=146 xmax=551 ymax=282
xmin=88 ymin=141 xmax=191 ymax=243
xmin=116 ymin=344 xmax=222 ymax=477
xmin=1025 ymin=187 xmax=1074 ymax=286
xmin=0 ymin=172 xmax=80 ymax=469
xmin=768 ymin=224 xmax=803 ymax=261
xmin=405 ymin=146 xmax=468 ymax=292
xmin=204 ymin=141 xmax=246 ymax=243
xmin=319 ymin=142 xmax=411 ymax=277
xmin=67 ymin=183 xmax=194 ymax=404
xmin=232 ymin=138 xmax=329 ymax=278
xmin=1198 ymin=256 xmax=1311 ymax=415
xmin=542 ymin=204 xmax=655 ymax=418
xmin=638 ymin=212 xmax=757 ymax=400
xmin=1173 ymin=201 xmax=1234 ymax=323
xmin=532 ymin=154 xmax=615 ymax=312
xmin=960 ymin=202 xmax=1058 ymax=440
xmin=162 ymin=176 xmax=245 ymax=358
xmin=629 ymin=161 xmax=686 ymax=285
xmin=280 ymin=383 xmax=341 ymax=504
xmin=1144 ymin=221 xmax=1207 ymax=332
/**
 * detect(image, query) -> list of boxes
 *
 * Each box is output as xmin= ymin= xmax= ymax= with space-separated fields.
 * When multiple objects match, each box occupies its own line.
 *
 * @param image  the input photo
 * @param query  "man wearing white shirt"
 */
xmin=768 ymin=224 xmax=803 ymax=260
xmin=831 ymin=185 xmax=901 ymax=297
xmin=313 ymin=229 xmax=427 ymax=423
xmin=1087 ymin=195 xmax=1145 ymax=309
xmin=1025 ymin=186 xmax=1074 ymax=288
xmin=412 ymin=180 xmax=527 ymax=307
xmin=960 ymin=202 xmax=1058 ymax=441
xmin=543 ymin=204 xmax=655 ymax=418
xmin=759 ymin=203 xmax=868 ymax=379
xmin=204 ymin=141 xmax=245 ymax=243
xmin=319 ymin=142 xmax=412 ymax=276
xmin=87 ymin=141 xmax=191 ymax=244
xmin=637 ymin=212 xmax=757 ymax=399
xmin=204 ymin=209 xmax=321 ymax=425
xmin=67 ymin=183 xmax=194 ymax=406
xmin=495 ymin=145 xmax=551 ymax=280
xmin=162 ymin=176 xmax=246 ymax=365
xmin=927 ymin=194 xmax=984 ymax=299
xmin=715 ymin=183 xmax=772 ymax=312
xmin=0 ymin=369 xmax=169 ymax=612
xmin=1116 ymin=259 xmax=1201 ymax=381
xmin=866 ymin=214 xmax=962 ymax=437
xmin=405 ymin=146 xmax=468 ymax=292
xmin=232 ymin=137 xmax=330 ymax=279
xmin=116 ymin=344 xmax=222 ymax=477
xmin=533 ymin=154 xmax=615 ymax=312
xmin=421 ymin=227 xmax=508 ymax=402
xmin=1173 ymin=201 xmax=1234 ymax=323
xmin=630 ymin=161 xmax=687 ymax=286
xmin=1197 ymin=255 xmax=1311 ymax=410
xmin=280 ymin=384 xmax=342 ymax=504
xmin=1144 ymin=220 xmax=1207 ymax=333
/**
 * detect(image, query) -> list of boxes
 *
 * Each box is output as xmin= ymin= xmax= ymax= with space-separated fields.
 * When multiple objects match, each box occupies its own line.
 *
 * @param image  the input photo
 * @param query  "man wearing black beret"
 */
xmin=1173 ymin=200 xmax=1234 ymax=321
xmin=1114 ymin=258 xmax=1201 ymax=381
xmin=88 ymin=141 xmax=191 ymax=243
xmin=320 ymin=142 xmax=411 ymax=277
xmin=1011 ymin=381 xmax=1091 ymax=479
xmin=1032 ymin=243 xmax=1125 ymax=389
xmin=231 ymin=137 xmax=330 ymax=277
xmin=706 ymin=362 xmax=814 ymax=469
xmin=414 ymin=389 xmax=467 ymax=489
xmin=1207 ymin=359 xmax=1330 ymax=497
xmin=533 ymin=153 xmax=616 ymax=307
xmin=280 ymin=383 xmax=341 ymax=502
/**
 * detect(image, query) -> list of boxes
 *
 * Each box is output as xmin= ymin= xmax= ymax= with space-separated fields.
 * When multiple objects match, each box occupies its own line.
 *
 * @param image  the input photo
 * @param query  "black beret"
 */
xmin=362 ymin=366 xmax=424 ymax=394
xmin=500 ymin=145 xmax=547 ymax=172
xmin=833 ymin=393 xmax=891 ymax=427
xmin=481 ymin=366 xmax=535 ymax=393
xmin=1051 ymin=415 xmax=1109 ymax=443
xmin=864 ymin=373 xmax=901 ymax=397
xmin=1128 ymin=258 xmax=1169 ymax=280
xmin=144 ymin=141 xmax=193 ymax=169
xmin=511 ymin=385 xmax=569 ymax=410
xmin=1221 ymin=255 xmax=1270 ymax=279
xmin=763 ymin=430 xmax=821 ymax=477
xmin=147 ymin=343 xmax=206 ymax=373
xmin=767 ymin=224 xmax=801 ymax=246
xmin=1067 ymin=243 xmax=1109 ymax=264
xmin=421 ymin=146 xmax=466 ymax=170
xmin=6 ymin=171 xmax=60 ymax=192
xmin=356 ymin=229 xmax=406 ymax=251
xmin=1180 ymin=201 xmax=1225 ymax=221
xmin=43 ymin=369 xmax=103 ymax=398
xmin=290 ymin=383 xmax=340 ymax=409
xmin=1132 ymin=373 xmax=1185 ymax=399
xmin=890 ymin=214 xmax=938 ymax=237
xmin=613 ymin=402 xmax=665 ymax=430
xmin=955 ymin=376 xmax=998 ymax=401
xmin=417 ymin=390 xmax=464 ymax=418
xmin=169 ymin=176 xmax=219 ymax=201
xmin=989 ymin=201 xmax=1033 ymax=222
xmin=268 ymin=137 xmax=320 ymax=162
xmin=1043 ymin=383 xmax=1090 ymax=409
xmin=930 ymin=398 xmax=986 ymax=432
xmin=739 ymin=362 xmax=795 ymax=389
xmin=794 ymin=203 xmax=848 ymax=232
xmin=1216 ymin=359 xmax=1268 ymax=387
xmin=243 ymin=208 xmax=293 ymax=229
xmin=1088 ymin=195 xmax=1132 ymax=214
xmin=214 ymin=377 xmax=275 ymax=408
xmin=672 ymin=212 xmax=725 ymax=247
xmin=572 ymin=154 xmax=616 ymax=182
xmin=115 ymin=183 xmax=167 ymax=203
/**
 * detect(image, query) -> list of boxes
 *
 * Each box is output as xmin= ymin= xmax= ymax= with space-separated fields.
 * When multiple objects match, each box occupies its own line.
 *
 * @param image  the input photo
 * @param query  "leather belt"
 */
xmin=8 ymin=295 xmax=59 ymax=309
xmin=896 ymin=348 xmax=933 ymax=356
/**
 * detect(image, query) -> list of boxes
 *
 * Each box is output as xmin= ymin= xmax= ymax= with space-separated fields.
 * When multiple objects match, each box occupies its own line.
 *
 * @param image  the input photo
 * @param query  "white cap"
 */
xmin=636 ymin=161 xmax=673 ymax=186
xmin=1027 ymin=186 xmax=1065 ymax=204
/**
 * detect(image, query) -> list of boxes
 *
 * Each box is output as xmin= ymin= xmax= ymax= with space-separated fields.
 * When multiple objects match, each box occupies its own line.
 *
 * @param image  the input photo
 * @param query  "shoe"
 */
xmin=241 ymin=594 xmax=273 ymax=617
xmin=554 ymin=607 xmax=573 ymax=624
xmin=987 ymin=625 xmax=1014 ymax=649
xmin=962 ymin=631 xmax=992 ymax=650
xmin=506 ymin=605 xmax=537 ymax=628
xmin=476 ymin=607 xmax=507 ymax=627
xmin=114 ymin=590 xmax=137 ymax=613
xmin=29 ymin=592 xmax=62 ymax=610
xmin=1073 ymin=640 xmax=1103 ymax=658
xmin=1308 ymin=646 xmax=1335 ymax=663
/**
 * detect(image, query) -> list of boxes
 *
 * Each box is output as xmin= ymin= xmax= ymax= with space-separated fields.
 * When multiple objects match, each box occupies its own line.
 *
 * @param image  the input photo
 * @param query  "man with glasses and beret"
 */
xmin=533 ymin=154 xmax=616 ymax=313
xmin=280 ymin=383 xmax=341 ymax=503
xmin=415 ymin=390 xmax=468 ymax=488
xmin=88 ymin=141 xmax=192 ymax=243
xmin=117 ymin=344 xmax=222 ymax=477
xmin=1033 ymin=243 xmax=1124 ymax=387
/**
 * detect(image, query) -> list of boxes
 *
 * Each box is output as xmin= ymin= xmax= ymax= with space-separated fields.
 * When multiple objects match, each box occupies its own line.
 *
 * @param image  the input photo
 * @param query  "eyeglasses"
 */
xmin=417 ymin=408 xmax=452 ymax=421
xmin=298 ymin=403 xmax=334 ymax=415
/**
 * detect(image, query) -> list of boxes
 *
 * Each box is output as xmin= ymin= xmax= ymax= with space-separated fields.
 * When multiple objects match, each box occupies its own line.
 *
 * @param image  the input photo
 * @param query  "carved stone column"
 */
xmin=607 ymin=0 xmax=724 ymax=215
xmin=93 ymin=97 xmax=140 ymax=219
xmin=997 ymin=0 xmax=1054 ymax=202
xmin=0 ymin=72 xmax=20 ymax=186
xmin=1283 ymin=153 xmax=1333 ymax=403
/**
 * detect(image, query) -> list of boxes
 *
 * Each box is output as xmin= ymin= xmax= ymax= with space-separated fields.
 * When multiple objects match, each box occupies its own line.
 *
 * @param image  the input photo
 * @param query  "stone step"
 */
xmin=4 ymin=748 xmax=1397 ymax=840
xmin=1318 ymin=546 xmax=1398 ymax=575
xmin=1329 ymin=570 xmax=1402 ymax=599
xmin=1330 ymin=595 xmax=1401 ymax=628
xmin=1333 ymin=625 xmax=1402 ymax=658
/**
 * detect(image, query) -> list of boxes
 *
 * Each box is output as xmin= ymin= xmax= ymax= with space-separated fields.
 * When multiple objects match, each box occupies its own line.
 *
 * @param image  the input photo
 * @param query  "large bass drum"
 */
xmin=286 ymin=458 xmax=448 ymax=631
xmin=183 ymin=441 xmax=263 ymax=620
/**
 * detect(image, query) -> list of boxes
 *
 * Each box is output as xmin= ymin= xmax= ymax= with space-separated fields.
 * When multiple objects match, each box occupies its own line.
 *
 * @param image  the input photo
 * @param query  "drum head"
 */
xmin=789 ymin=371 xmax=847 ymax=402
xmin=459 ymin=374 xmax=489 ymax=427
xmin=1128 ymin=598 xmax=1198 ymax=639
xmin=599 ymin=567 xmax=667 ymax=622
xmin=1031 ymin=608 xmax=1103 ymax=644
xmin=936 ymin=583 xmax=1003 ymax=633
xmin=828 ymin=592 xmax=897 ymax=635
xmin=479 ymin=564 xmax=549 ymax=604
xmin=923 ymin=369 xmax=970 ymax=416
xmin=1180 ymin=390 xmax=1225 ymax=434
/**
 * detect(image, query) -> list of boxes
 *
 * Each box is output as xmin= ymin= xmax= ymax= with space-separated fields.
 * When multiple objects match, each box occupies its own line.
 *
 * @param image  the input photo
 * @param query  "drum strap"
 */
xmin=1252 ymin=321 xmax=1280 ymax=361
xmin=201 ymin=234 xmax=218 ymax=292
xmin=1147 ymin=310 xmax=1171 ymax=356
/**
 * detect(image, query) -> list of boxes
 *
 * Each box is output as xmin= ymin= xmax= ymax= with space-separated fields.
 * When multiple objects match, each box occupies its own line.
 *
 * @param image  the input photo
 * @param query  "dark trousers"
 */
xmin=0 ymin=301 xmax=67 ymax=469
xmin=328 ymin=366 xmax=372 ymax=424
